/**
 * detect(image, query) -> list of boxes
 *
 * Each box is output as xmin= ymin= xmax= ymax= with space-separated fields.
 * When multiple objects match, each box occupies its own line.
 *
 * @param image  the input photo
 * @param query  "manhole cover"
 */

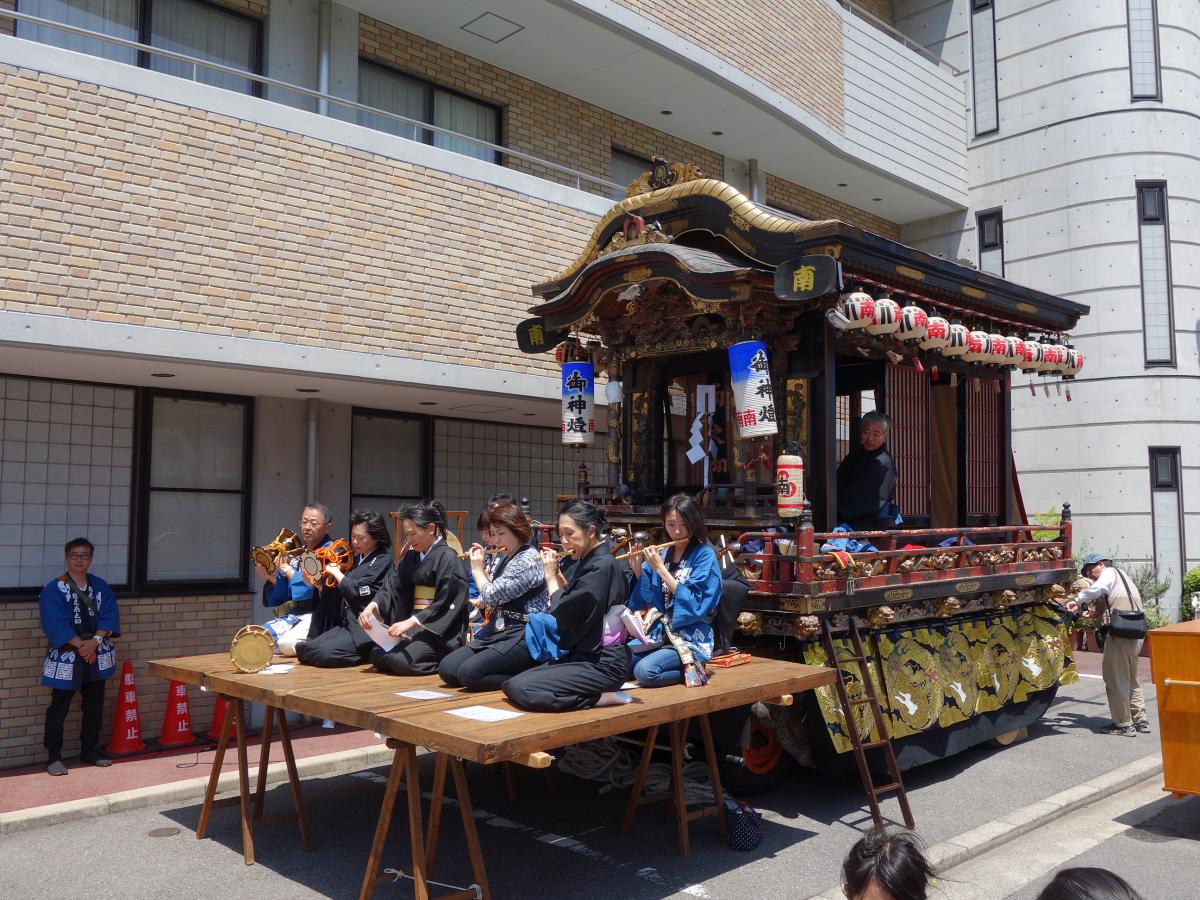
xmin=147 ymin=827 xmax=181 ymax=838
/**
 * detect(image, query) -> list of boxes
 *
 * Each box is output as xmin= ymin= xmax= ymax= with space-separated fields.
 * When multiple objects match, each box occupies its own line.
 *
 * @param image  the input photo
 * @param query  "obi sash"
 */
xmin=413 ymin=584 xmax=436 ymax=612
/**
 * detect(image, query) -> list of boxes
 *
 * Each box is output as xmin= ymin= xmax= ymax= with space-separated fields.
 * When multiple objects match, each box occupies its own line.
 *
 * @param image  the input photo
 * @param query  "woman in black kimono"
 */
xmin=438 ymin=500 xmax=548 ymax=691
xmin=296 ymin=510 xmax=393 ymax=668
xmin=359 ymin=500 xmax=470 ymax=676
xmin=503 ymin=500 xmax=632 ymax=711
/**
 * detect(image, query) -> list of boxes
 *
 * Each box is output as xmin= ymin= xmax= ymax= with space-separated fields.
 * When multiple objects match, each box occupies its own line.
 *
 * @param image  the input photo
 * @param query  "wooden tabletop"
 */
xmin=148 ymin=654 xmax=835 ymax=766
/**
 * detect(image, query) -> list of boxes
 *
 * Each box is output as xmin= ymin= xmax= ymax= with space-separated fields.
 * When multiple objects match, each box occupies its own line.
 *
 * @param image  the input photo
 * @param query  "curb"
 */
xmin=0 ymin=742 xmax=396 ymax=836
xmin=803 ymin=752 xmax=1164 ymax=900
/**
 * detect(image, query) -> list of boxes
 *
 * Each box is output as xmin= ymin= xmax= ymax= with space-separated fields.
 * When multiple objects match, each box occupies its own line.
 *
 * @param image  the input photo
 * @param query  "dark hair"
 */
xmin=1035 ymin=868 xmax=1144 ymax=900
xmin=402 ymin=500 xmax=447 ymax=536
xmin=303 ymin=501 xmax=333 ymax=524
xmin=842 ymin=828 xmax=934 ymax=900
xmin=64 ymin=537 xmax=95 ymax=556
xmin=558 ymin=499 xmax=608 ymax=539
xmin=485 ymin=500 xmax=532 ymax=544
xmin=487 ymin=493 xmax=516 ymax=507
xmin=661 ymin=493 xmax=708 ymax=545
xmin=349 ymin=509 xmax=391 ymax=550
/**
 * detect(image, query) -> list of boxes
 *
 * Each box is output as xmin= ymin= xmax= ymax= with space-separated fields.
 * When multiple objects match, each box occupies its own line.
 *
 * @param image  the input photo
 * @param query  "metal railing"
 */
xmin=0 ymin=9 xmax=626 ymax=196
xmin=835 ymin=0 xmax=965 ymax=77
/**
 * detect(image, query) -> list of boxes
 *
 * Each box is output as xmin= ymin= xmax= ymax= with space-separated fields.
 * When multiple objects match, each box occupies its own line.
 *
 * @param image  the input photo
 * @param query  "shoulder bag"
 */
xmin=1107 ymin=570 xmax=1147 ymax=640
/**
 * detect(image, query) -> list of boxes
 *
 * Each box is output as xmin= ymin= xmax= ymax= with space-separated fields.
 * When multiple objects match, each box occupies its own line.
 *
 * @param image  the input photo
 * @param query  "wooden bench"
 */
xmin=149 ymin=655 xmax=834 ymax=900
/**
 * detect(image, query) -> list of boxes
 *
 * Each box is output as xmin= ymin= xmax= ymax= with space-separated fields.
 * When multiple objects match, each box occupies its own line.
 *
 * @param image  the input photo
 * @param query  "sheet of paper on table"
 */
xmin=395 ymin=689 xmax=452 ymax=700
xmin=257 ymin=663 xmax=295 ymax=675
xmin=363 ymin=615 xmax=400 ymax=652
xmin=446 ymin=705 xmax=524 ymax=723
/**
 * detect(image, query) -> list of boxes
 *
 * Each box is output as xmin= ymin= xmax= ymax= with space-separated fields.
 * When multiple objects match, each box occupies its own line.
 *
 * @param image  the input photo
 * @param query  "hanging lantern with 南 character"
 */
xmin=896 ymin=304 xmax=929 ymax=344
xmin=866 ymin=295 xmax=900 ymax=336
xmin=839 ymin=289 xmax=875 ymax=330
xmin=920 ymin=316 xmax=950 ymax=351
xmin=942 ymin=322 xmax=969 ymax=357
xmin=728 ymin=340 xmax=779 ymax=439
xmin=963 ymin=329 xmax=989 ymax=363
xmin=561 ymin=360 xmax=595 ymax=445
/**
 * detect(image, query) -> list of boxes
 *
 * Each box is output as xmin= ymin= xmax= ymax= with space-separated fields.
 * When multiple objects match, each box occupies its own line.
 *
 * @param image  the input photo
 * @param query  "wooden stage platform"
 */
xmin=149 ymin=654 xmax=834 ymax=899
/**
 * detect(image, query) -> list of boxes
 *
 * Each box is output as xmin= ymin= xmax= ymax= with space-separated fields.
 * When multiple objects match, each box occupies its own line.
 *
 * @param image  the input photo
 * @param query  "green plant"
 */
xmin=1127 ymin=563 xmax=1172 ymax=605
xmin=1182 ymin=566 xmax=1200 ymax=621
xmin=1143 ymin=600 xmax=1172 ymax=630
xmin=1030 ymin=506 xmax=1065 ymax=542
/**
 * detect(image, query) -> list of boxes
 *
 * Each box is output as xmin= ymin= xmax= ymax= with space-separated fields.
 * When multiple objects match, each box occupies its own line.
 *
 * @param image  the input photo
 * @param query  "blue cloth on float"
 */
xmin=524 ymin=612 xmax=568 ymax=662
xmin=820 ymin=524 xmax=878 ymax=554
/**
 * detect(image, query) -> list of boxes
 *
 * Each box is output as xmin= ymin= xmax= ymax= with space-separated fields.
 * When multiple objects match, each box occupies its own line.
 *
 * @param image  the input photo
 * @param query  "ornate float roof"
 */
xmin=531 ymin=164 xmax=1089 ymax=334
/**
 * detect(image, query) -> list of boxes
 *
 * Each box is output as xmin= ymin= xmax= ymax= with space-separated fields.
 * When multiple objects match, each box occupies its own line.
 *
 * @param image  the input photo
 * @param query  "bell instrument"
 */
xmin=614 ymin=538 xmax=688 ymax=561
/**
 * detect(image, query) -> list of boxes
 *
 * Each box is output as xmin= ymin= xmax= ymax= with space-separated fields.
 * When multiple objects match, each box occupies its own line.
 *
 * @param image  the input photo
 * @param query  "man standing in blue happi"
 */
xmin=39 ymin=537 xmax=121 ymax=776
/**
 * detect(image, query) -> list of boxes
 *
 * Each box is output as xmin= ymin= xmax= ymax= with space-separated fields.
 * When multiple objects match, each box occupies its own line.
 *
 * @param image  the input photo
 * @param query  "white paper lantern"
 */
xmin=866 ymin=296 xmax=900 ymax=336
xmin=920 ymin=316 xmax=950 ymax=350
xmin=1064 ymin=348 xmax=1084 ymax=378
xmin=963 ymin=329 xmax=990 ymax=363
xmin=942 ymin=322 xmax=969 ymax=357
xmin=987 ymin=334 xmax=1009 ymax=365
xmin=728 ymin=340 xmax=779 ymax=439
xmin=561 ymin=361 xmax=595 ymax=445
xmin=896 ymin=304 xmax=929 ymax=343
xmin=1005 ymin=336 xmax=1026 ymax=368
xmin=840 ymin=290 xmax=875 ymax=330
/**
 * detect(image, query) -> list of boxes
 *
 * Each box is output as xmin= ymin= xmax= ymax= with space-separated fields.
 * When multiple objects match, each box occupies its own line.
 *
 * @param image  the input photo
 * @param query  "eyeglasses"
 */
xmin=299 ymin=519 xmax=325 ymax=528
xmin=67 ymin=553 xmax=93 ymax=560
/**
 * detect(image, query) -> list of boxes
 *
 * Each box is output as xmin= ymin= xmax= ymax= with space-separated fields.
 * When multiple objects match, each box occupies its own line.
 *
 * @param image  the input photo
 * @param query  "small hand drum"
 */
xmin=298 ymin=551 xmax=323 ymax=581
xmin=250 ymin=546 xmax=277 ymax=571
xmin=230 ymin=624 xmax=275 ymax=673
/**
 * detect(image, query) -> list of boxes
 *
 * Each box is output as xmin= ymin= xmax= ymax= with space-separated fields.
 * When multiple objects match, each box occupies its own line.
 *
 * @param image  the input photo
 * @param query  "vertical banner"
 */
xmin=686 ymin=384 xmax=718 ymax=486
xmin=728 ymin=340 xmax=779 ymax=439
xmin=561 ymin=361 xmax=595 ymax=444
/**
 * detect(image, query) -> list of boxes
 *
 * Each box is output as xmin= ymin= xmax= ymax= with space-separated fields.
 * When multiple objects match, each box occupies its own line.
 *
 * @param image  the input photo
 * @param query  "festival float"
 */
xmin=515 ymin=159 xmax=1090 ymax=806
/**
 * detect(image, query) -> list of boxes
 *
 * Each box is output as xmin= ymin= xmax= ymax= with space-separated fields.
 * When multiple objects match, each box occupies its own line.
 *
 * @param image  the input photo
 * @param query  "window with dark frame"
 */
xmin=970 ymin=0 xmax=998 ymax=136
xmin=1148 ymin=446 xmax=1185 ymax=615
xmin=610 ymin=148 xmax=651 ymax=200
xmin=977 ymin=209 xmax=1004 ymax=276
xmin=1127 ymin=0 xmax=1162 ymax=101
xmin=357 ymin=59 xmax=502 ymax=164
xmin=137 ymin=390 xmax=252 ymax=589
xmin=1150 ymin=448 xmax=1178 ymax=489
xmin=15 ymin=0 xmax=263 ymax=96
xmin=1136 ymin=180 xmax=1175 ymax=366
xmin=349 ymin=409 xmax=430 ymax=517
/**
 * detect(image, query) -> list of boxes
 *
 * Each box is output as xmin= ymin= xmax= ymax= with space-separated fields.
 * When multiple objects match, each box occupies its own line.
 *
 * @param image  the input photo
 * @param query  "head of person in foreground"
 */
xmin=842 ymin=827 xmax=935 ymax=900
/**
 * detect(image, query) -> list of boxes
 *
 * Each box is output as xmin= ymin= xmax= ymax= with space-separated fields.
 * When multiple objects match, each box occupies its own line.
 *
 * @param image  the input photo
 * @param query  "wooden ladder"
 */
xmin=820 ymin=617 xmax=915 ymax=830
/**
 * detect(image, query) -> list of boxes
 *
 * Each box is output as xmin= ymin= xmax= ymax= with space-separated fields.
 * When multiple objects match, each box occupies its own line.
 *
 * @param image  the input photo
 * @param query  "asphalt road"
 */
xmin=0 ymin=675 xmax=1167 ymax=900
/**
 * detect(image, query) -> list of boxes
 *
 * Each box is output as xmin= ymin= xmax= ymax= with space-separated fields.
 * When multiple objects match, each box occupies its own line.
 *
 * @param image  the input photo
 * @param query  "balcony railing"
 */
xmin=0 ymin=9 xmax=625 ymax=197
xmin=834 ymin=0 xmax=965 ymax=77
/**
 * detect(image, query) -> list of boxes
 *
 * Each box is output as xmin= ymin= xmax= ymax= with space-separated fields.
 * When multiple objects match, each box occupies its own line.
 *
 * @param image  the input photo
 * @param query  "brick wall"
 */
xmin=854 ymin=0 xmax=895 ymax=27
xmin=0 ymin=593 xmax=250 ymax=769
xmin=767 ymin=173 xmax=900 ymax=239
xmin=1 ymin=0 xmax=15 ymax=37
xmin=359 ymin=17 xmax=723 ymax=192
xmin=612 ymin=0 xmax=846 ymax=133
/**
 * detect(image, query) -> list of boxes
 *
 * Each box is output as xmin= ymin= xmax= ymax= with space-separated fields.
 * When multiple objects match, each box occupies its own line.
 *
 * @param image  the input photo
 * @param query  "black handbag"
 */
xmin=1107 ymin=571 xmax=1148 ymax=640
xmin=723 ymin=797 xmax=763 ymax=851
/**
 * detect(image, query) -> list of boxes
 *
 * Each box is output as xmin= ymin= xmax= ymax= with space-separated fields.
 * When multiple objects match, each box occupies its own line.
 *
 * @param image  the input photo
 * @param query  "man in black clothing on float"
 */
xmin=836 ymin=410 xmax=898 ymax=532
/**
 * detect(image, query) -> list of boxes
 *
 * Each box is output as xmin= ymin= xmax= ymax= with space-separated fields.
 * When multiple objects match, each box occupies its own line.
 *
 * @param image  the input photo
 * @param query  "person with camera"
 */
xmin=1074 ymin=553 xmax=1149 ymax=737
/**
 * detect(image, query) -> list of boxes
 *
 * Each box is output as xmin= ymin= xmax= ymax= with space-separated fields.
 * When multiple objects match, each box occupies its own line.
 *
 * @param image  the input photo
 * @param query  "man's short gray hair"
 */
xmin=861 ymin=410 xmax=892 ymax=432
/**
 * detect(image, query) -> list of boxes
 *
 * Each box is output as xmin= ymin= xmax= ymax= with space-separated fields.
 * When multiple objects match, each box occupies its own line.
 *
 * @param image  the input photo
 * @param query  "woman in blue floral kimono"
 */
xmin=626 ymin=494 xmax=722 ymax=687
xmin=39 ymin=537 xmax=121 ymax=776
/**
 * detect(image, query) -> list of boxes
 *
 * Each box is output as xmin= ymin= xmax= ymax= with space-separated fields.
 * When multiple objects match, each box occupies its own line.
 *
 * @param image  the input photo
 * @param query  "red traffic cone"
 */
xmin=156 ymin=679 xmax=201 ymax=748
xmin=204 ymin=694 xmax=236 ymax=742
xmin=105 ymin=661 xmax=149 ymax=756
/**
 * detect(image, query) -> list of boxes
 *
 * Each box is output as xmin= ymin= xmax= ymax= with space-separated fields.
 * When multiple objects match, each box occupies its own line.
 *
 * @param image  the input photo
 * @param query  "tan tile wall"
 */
xmin=0 ymin=593 xmax=250 ymax=769
xmin=359 ymin=17 xmax=723 ymax=192
xmin=767 ymin=173 xmax=900 ymax=240
xmin=611 ymin=0 xmax=845 ymax=132
xmin=1 ymin=0 xmax=16 ymax=37
xmin=0 ymin=65 xmax=604 ymax=382
xmin=853 ymin=0 xmax=895 ymax=27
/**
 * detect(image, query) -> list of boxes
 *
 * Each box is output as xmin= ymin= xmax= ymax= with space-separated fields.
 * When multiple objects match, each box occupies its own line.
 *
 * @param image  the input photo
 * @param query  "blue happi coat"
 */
xmin=39 ymin=574 xmax=121 ymax=689
xmin=629 ymin=541 xmax=722 ymax=663
xmin=261 ymin=535 xmax=332 ymax=610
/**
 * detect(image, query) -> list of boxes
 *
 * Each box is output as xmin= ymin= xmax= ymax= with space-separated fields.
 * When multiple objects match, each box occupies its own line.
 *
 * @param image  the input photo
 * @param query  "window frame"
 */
xmin=133 ymin=387 xmax=254 ymax=594
xmin=970 ymin=0 xmax=999 ymax=137
xmin=349 ymin=407 xmax=433 ymax=516
xmin=976 ymin=207 xmax=1004 ymax=274
xmin=358 ymin=58 xmax=503 ymax=164
xmin=15 ymin=0 xmax=264 ymax=96
xmin=1148 ymin=446 xmax=1185 ymax=601
xmin=1136 ymin=179 xmax=1176 ymax=367
xmin=1126 ymin=0 xmax=1163 ymax=102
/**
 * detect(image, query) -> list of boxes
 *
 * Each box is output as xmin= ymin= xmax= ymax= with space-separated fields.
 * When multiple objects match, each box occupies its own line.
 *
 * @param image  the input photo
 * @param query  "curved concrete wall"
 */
xmin=899 ymin=0 xmax=1200 ymax=612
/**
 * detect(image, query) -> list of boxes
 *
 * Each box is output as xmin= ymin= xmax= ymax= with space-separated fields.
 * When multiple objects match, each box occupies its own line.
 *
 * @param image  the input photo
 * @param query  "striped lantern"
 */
xmin=1039 ymin=344 xmax=1063 ymax=374
xmin=1044 ymin=344 xmax=1068 ymax=374
xmin=728 ymin=340 xmax=779 ymax=439
xmin=920 ymin=316 xmax=950 ymax=350
xmin=897 ymin=304 xmax=929 ymax=343
xmin=561 ymin=361 xmax=595 ymax=445
xmin=942 ymin=322 xmax=969 ymax=357
xmin=866 ymin=296 xmax=901 ymax=336
xmin=1005 ymin=336 xmax=1026 ymax=367
xmin=1020 ymin=340 xmax=1045 ymax=372
xmin=963 ymin=329 xmax=990 ymax=363
xmin=988 ymin=334 xmax=1009 ymax=365
xmin=840 ymin=290 xmax=876 ymax=330
xmin=1064 ymin=348 xmax=1084 ymax=378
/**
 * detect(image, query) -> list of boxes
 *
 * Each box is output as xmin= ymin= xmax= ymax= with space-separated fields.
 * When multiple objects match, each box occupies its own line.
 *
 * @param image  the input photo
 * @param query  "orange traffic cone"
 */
xmin=204 ymin=694 xmax=235 ymax=742
xmin=156 ymin=679 xmax=201 ymax=748
xmin=105 ymin=660 xmax=149 ymax=756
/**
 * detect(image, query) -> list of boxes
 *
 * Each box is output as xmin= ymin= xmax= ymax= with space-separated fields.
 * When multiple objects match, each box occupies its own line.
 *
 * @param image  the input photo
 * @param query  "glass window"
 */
xmin=977 ymin=209 xmax=1004 ymax=276
xmin=971 ymin=3 xmax=998 ymax=136
xmin=1149 ymin=448 xmax=1184 ymax=618
xmin=358 ymin=61 xmax=501 ymax=163
xmin=1127 ymin=0 xmax=1161 ymax=100
xmin=611 ymin=149 xmax=650 ymax=200
xmin=15 ymin=0 xmax=138 ymax=64
xmin=142 ymin=393 xmax=250 ymax=583
xmin=148 ymin=0 xmax=259 ymax=95
xmin=1137 ymin=181 xmax=1174 ymax=366
xmin=350 ymin=411 xmax=427 ymax=516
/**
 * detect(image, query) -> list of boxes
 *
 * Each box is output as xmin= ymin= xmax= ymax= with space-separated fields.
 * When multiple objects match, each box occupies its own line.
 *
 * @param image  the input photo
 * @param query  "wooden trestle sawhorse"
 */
xmin=196 ymin=697 xmax=315 ymax=865
xmin=820 ymin=618 xmax=915 ymax=829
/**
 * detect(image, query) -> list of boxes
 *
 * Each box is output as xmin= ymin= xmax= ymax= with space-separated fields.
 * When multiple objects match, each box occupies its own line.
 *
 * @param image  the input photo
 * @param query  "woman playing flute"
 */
xmin=626 ymin=494 xmax=723 ymax=687
xmin=438 ymin=500 xmax=548 ymax=691
xmin=359 ymin=500 xmax=470 ymax=676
